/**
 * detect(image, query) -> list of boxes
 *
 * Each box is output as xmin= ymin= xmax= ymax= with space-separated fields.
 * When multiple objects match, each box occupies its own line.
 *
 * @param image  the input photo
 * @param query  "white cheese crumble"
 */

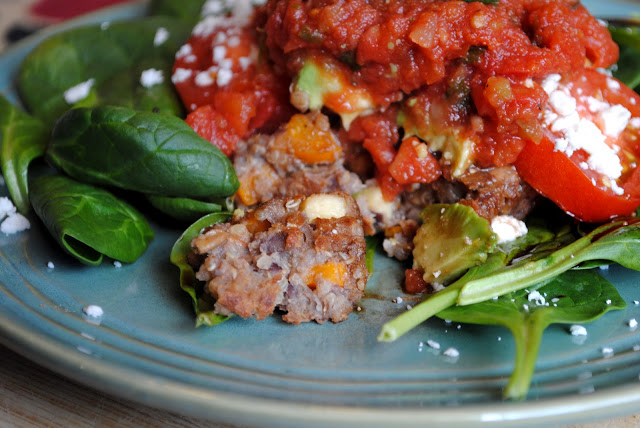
xmin=629 ymin=318 xmax=639 ymax=329
xmin=195 ymin=0 xmax=257 ymax=37
xmin=175 ymin=43 xmax=193 ymax=59
xmin=63 ymin=78 xmax=95 ymax=104
xmin=490 ymin=215 xmax=528 ymax=243
xmin=47 ymin=261 xmax=55 ymax=269
xmin=153 ymin=27 xmax=169 ymax=46
xmin=0 ymin=196 xmax=16 ymax=220
xmin=0 ymin=197 xmax=30 ymax=235
xmin=83 ymin=305 xmax=104 ymax=318
xmin=217 ymin=67 xmax=233 ymax=86
xmin=570 ymin=325 xmax=588 ymax=336
xmin=540 ymin=74 xmax=630 ymax=193
xmin=195 ymin=70 xmax=215 ymax=86
xmin=443 ymin=347 xmax=460 ymax=358
xmin=426 ymin=339 xmax=440 ymax=350
xmin=140 ymin=68 xmax=164 ymax=88
xmin=171 ymin=68 xmax=193 ymax=84
xmin=527 ymin=290 xmax=546 ymax=306
xmin=602 ymin=347 xmax=614 ymax=358
xmin=1 ymin=212 xmax=30 ymax=235
xmin=114 ymin=261 xmax=122 ymax=268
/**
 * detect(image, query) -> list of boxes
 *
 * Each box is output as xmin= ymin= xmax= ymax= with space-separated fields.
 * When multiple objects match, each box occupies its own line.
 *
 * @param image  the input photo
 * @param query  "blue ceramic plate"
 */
xmin=2 ymin=1 xmax=640 ymax=427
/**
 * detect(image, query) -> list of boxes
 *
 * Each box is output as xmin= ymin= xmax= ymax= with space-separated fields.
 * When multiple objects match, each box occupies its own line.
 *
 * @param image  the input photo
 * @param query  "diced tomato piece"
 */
xmin=388 ymin=137 xmax=441 ymax=185
xmin=186 ymin=105 xmax=240 ymax=156
xmin=404 ymin=269 xmax=427 ymax=294
xmin=514 ymin=69 xmax=640 ymax=222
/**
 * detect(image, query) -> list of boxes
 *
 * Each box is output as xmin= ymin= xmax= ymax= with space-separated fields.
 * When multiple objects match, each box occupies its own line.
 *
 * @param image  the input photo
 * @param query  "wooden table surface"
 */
xmin=2 ymin=1 xmax=640 ymax=427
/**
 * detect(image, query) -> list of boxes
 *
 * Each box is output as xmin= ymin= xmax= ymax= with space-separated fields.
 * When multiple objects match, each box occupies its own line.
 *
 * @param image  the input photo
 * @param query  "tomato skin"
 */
xmin=388 ymin=137 xmax=441 ymax=185
xmin=404 ymin=268 xmax=427 ymax=294
xmin=514 ymin=135 xmax=640 ymax=223
xmin=514 ymin=68 xmax=640 ymax=223
xmin=186 ymin=105 xmax=240 ymax=156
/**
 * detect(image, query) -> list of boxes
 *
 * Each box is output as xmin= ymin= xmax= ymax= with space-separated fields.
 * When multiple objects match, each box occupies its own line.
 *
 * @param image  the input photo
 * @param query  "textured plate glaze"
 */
xmin=2 ymin=1 xmax=640 ymax=427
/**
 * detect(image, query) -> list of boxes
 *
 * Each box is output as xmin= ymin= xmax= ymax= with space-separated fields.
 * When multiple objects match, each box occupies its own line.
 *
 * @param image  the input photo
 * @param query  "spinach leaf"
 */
xmin=47 ymin=106 xmax=239 ymax=199
xmin=609 ymin=22 xmax=640 ymax=91
xmin=30 ymin=175 xmax=154 ymax=265
xmin=170 ymin=212 xmax=232 ymax=326
xmin=378 ymin=223 xmax=558 ymax=341
xmin=17 ymin=17 xmax=191 ymax=125
xmin=147 ymin=194 xmax=228 ymax=222
xmin=437 ymin=270 xmax=625 ymax=400
xmin=459 ymin=218 xmax=640 ymax=305
xmin=378 ymin=217 xmax=640 ymax=342
xmin=149 ymin=0 xmax=207 ymax=25
xmin=0 ymin=94 xmax=49 ymax=213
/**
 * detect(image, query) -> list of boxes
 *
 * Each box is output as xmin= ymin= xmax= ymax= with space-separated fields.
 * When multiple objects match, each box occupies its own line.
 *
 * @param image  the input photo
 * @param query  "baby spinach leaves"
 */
xmin=609 ymin=20 xmax=640 ymax=91
xmin=170 ymin=212 xmax=232 ymax=326
xmin=148 ymin=0 xmax=208 ymax=25
xmin=378 ymin=217 xmax=640 ymax=342
xmin=147 ymin=195 xmax=232 ymax=222
xmin=438 ymin=270 xmax=625 ymax=400
xmin=48 ymin=106 xmax=239 ymax=199
xmin=17 ymin=16 xmax=191 ymax=126
xmin=30 ymin=175 xmax=154 ymax=265
xmin=0 ymin=94 xmax=49 ymax=213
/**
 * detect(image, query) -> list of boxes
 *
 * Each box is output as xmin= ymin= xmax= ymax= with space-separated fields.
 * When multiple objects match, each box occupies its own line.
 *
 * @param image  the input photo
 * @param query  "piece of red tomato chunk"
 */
xmin=515 ymin=68 xmax=640 ymax=222
xmin=172 ymin=14 xmax=292 ymax=153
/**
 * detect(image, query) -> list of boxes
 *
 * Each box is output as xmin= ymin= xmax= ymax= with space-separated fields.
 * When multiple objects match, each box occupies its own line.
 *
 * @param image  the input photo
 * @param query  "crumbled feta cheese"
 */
xmin=213 ymin=45 xmax=227 ymax=63
xmin=1 ymin=213 xmax=30 ymax=235
xmin=216 ymin=67 xmax=233 ymax=86
xmin=629 ymin=318 xmax=638 ymax=329
xmin=527 ymin=290 xmax=546 ymax=306
xmin=202 ymin=0 xmax=228 ymax=15
xmin=114 ymin=261 xmax=122 ymax=268
xmin=195 ymin=70 xmax=215 ymax=86
xmin=153 ymin=27 xmax=170 ymax=46
xmin=606 ymin=299 xmax=612 ymax=305
xmin=83 ymin=305 xmax=104 ymax=318
xmin=100 ymin=21 xmax=110 ymax=30
xmin=443 ymin=347 xmax=460 ymax=358
xmin=602 ymin=347 xmax=614 ymax=358
xmin=491 ymin=215 xmax=528 ymax=243
xmin=47 ymin=261 xmax=55 ymax=269
xmin=431 ymin=282 xmax=445 ymax=292
xmin=0 ymin=196 xmax=16 ymax=221
xmin=606 ymin=77 xmax=621 ymax=91
xmin=540 ymin=74 xmax=629 ymax=188
xmin=426 ymin=340 xmax=440 ymax=350
xmin=570 ymin=325 xmax=587 ymax=336
xmin=140 ymin=68 xmax=164 ymax=88
xmin=175 ymin=43 xmax=193 ymax=59
xmin=238 ymin=56 xmax=252 ymax=70
xmin=63 ymin=78 xmax=95 ymax=104
xmin=172 ymin=68 xmax=193 ymax=84
xmin=195 ymin=0 xmax=257 ymax=36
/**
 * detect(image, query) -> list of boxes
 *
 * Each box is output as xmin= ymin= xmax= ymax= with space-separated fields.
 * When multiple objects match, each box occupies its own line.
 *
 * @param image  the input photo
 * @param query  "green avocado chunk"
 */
xmin=412 ymin=203 xmax=497 ymax=285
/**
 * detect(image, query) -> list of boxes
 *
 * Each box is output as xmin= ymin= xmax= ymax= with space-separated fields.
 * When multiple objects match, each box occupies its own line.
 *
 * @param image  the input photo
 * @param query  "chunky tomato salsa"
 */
xmin=173 ymin=0 xmax=640 ymax=256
